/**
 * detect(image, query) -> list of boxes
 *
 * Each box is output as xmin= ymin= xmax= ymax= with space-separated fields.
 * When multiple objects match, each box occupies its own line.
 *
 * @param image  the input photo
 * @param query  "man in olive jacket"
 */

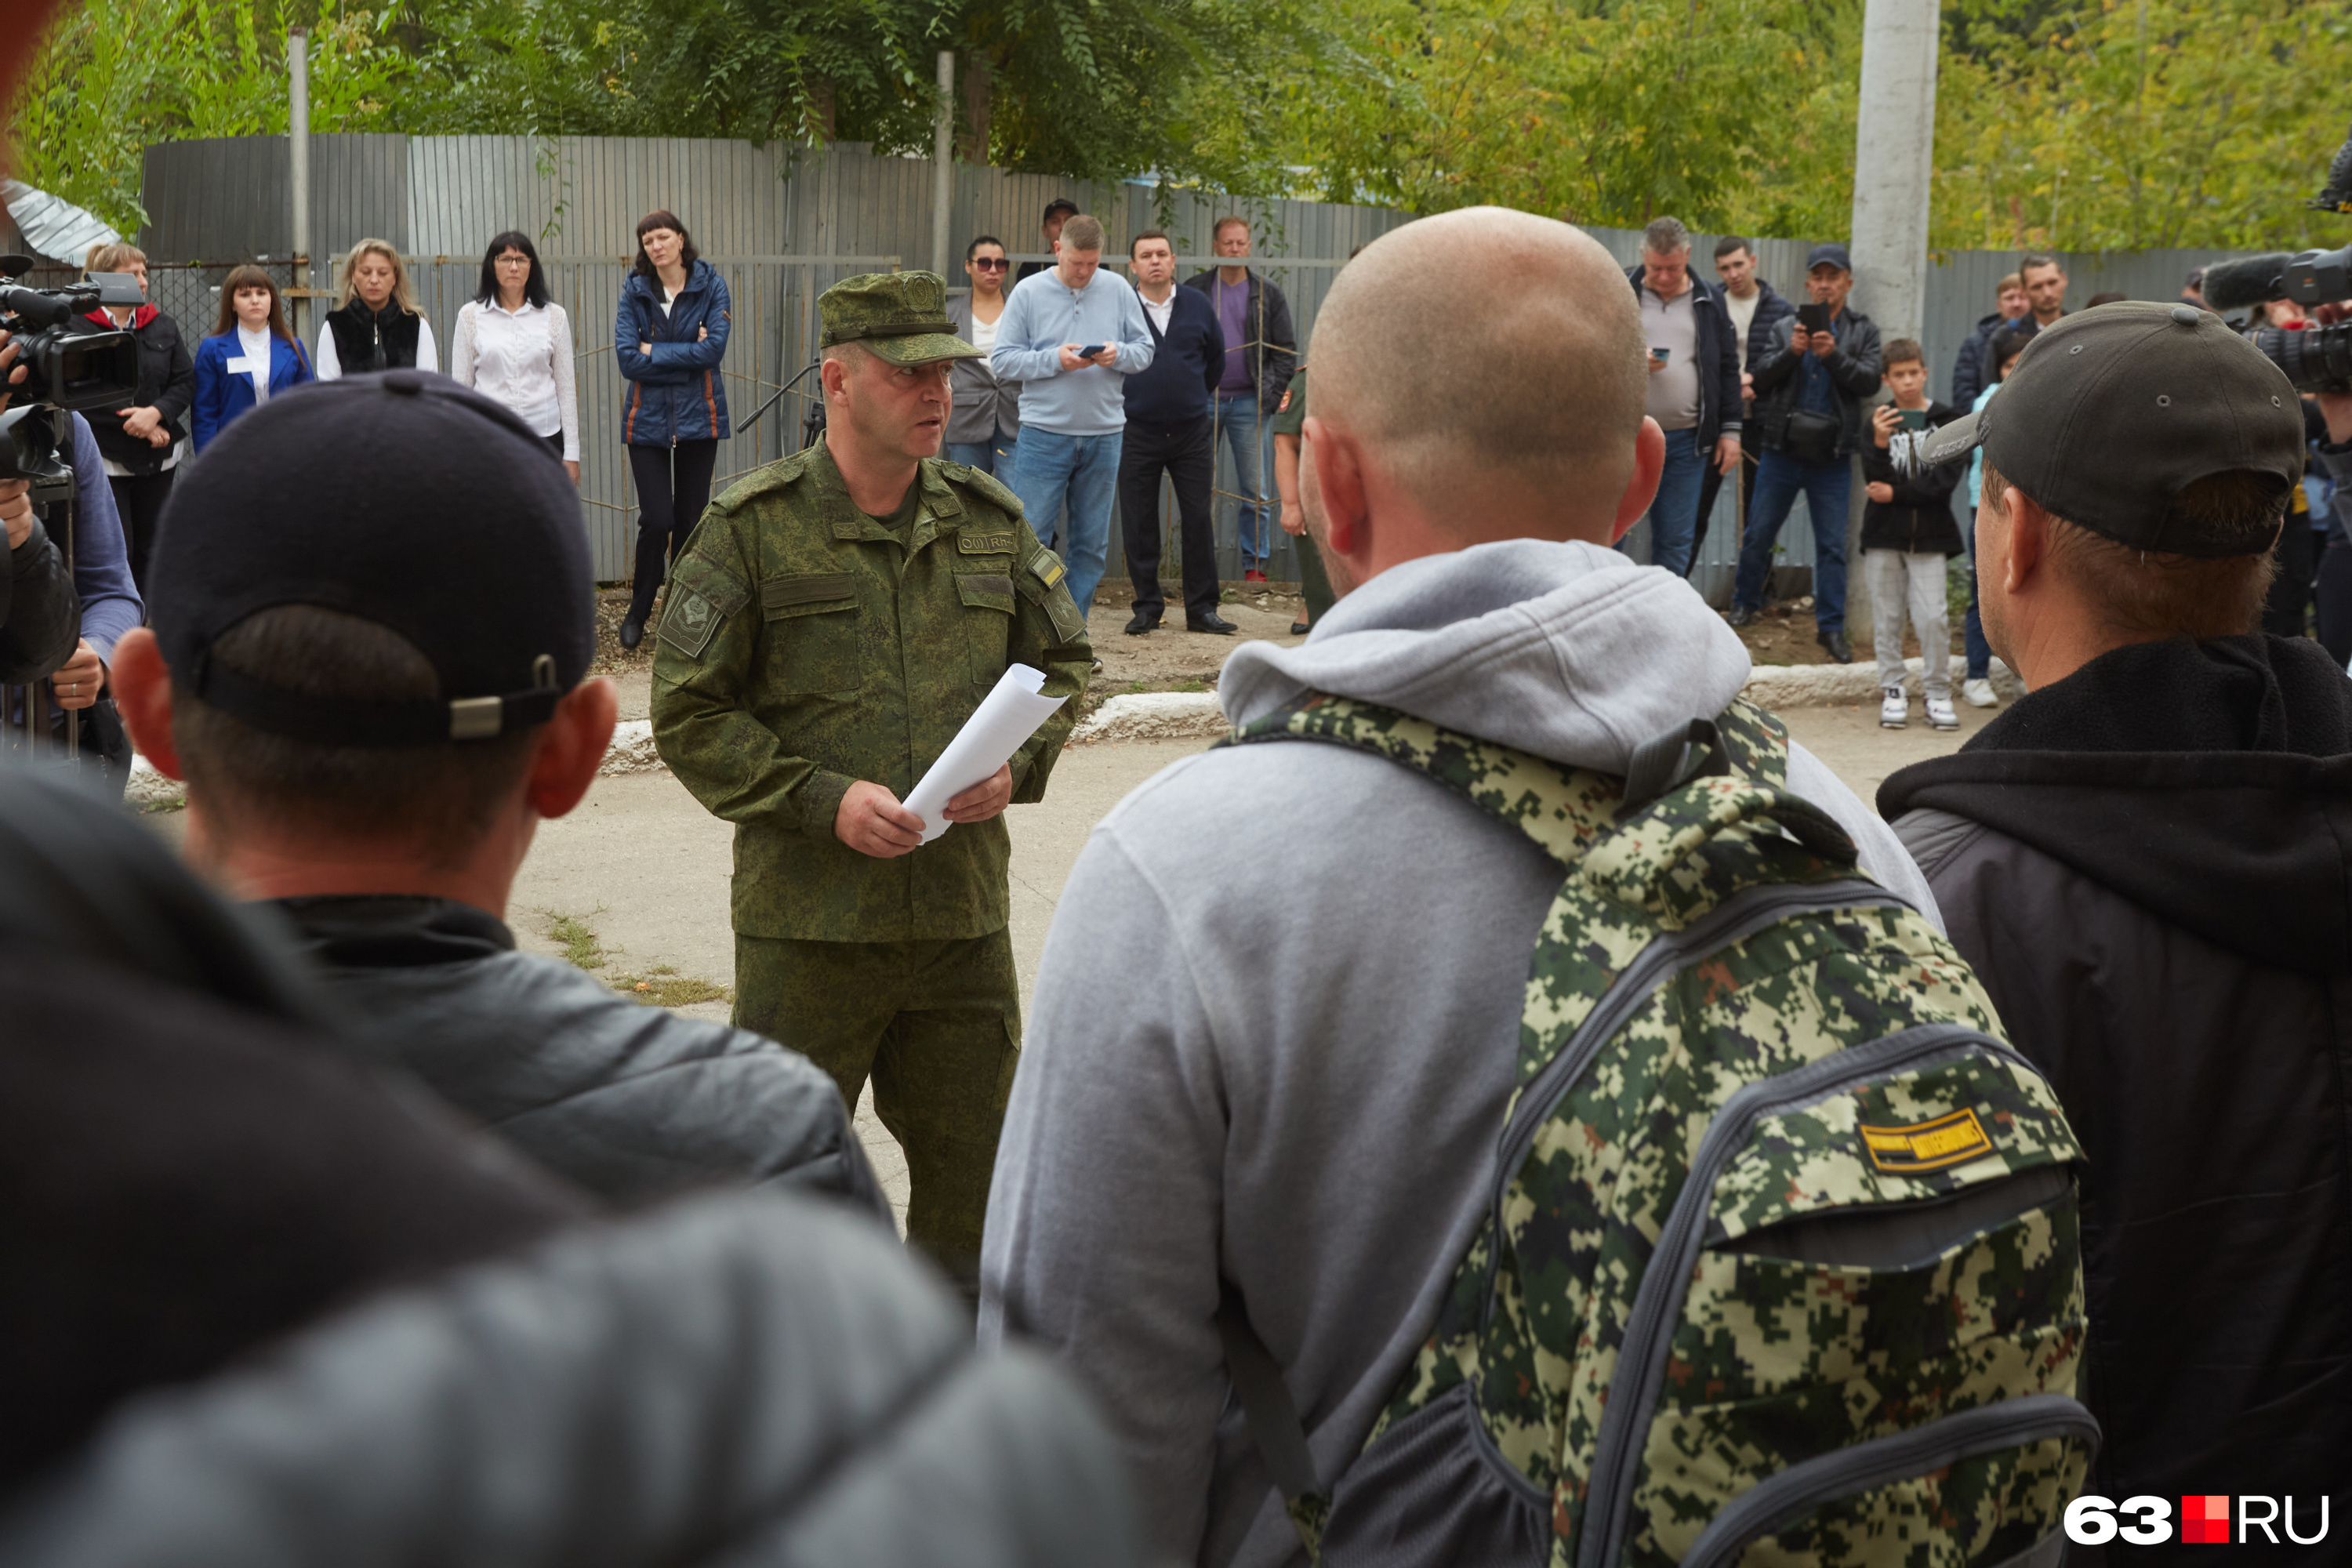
xmin=654 ymin=272 xmax=1091 ymax=1287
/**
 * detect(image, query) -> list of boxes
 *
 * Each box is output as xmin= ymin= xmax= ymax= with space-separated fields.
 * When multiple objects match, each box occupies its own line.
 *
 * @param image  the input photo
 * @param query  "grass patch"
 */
xmin=1171 ymin=678 xmax=1208 ymax=693
xmin=139 ymin=795 xmax=187 ymax=815
xmin=611 ymin=964 xmax=732 ymax=1007
xmin=546 ymin=910 xmax=607 ymax=971
xmin=1127 ymin=680 xmax=1149 ymax=694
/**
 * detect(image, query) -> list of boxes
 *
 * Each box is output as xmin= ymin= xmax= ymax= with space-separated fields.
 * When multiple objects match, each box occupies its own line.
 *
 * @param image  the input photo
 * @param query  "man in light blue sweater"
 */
xmin=990 ymin=212 xmax=1152 ymax=622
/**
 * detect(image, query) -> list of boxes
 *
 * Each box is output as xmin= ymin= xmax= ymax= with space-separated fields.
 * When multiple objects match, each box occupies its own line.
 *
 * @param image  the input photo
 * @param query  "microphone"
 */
xmin=2199 ymin=252 xmax=2294 ymax=313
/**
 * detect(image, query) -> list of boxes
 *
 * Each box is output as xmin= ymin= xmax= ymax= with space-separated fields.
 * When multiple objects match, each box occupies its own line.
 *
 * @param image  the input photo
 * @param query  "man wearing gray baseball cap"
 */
xmin=1878 ymin=301 xmax=2350 ymax=1529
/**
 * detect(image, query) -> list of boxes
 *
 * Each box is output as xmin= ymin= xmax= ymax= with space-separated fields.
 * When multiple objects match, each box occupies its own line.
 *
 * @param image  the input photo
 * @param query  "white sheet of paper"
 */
xmin=902 ymin=663 xmax=1066 ymax=845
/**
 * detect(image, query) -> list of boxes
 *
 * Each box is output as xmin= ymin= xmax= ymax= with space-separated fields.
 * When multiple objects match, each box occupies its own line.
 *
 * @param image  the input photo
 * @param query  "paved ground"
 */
xmin=499 ymin=692 xmax=1998 ymax=1228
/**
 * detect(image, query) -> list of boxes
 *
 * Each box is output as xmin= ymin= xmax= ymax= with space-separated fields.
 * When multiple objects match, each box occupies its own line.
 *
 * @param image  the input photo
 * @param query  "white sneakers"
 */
xmin=1961 ymin=677 xmax=1998 ymax=709
xmin=1880 ymin=688 xmax=1908 ymax=729
xmin=1926 ymin=695 xmax=1960 ymax=731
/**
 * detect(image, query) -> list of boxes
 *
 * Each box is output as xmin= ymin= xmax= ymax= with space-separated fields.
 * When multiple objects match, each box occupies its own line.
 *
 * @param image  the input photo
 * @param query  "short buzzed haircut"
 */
xmin=1713 ymin=235 xmax=1752 ymax=261
xmin=173 ymin=605 xmax=541 ymax=867
xmin=1060 ymin=214 xmax=1105 ymax=253
xmin=1130 ymin=227 xmax=1171 ymax=260
xmin=1883 ymin=337 xmax=1924 ymax=368
xmin=1643 ymin=217 xmax=1691 ymax=255
xmin=1312 ymin=207 xmax=1646 ymax=514
xmin=1213 ymin=215 xmax=1250 ymax=242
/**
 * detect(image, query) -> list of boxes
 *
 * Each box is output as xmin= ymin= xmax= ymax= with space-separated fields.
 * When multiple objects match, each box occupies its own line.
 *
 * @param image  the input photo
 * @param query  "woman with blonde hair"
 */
xmin=79 ymin=241 xmax=194 ymax=590
xmin=191 ymin=264 xmax=311 ymax=451
xmin=317 ymin=238 xmax=438 ymax=379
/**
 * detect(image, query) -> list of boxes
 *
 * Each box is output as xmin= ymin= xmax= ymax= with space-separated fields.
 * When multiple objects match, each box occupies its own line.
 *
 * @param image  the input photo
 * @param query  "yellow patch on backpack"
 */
xmin=1859 ymin=1109 xmax=1994 ymax=1174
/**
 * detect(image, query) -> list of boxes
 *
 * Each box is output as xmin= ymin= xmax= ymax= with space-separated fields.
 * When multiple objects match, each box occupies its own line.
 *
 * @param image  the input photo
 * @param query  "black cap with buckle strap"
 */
xmin=147 ymin=370 xmax=595 ymax=746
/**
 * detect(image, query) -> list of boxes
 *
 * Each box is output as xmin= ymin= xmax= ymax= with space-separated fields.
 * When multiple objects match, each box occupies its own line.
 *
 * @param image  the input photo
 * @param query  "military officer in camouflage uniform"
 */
xmin=652 ymin=272 xmax=1091 ymax=1283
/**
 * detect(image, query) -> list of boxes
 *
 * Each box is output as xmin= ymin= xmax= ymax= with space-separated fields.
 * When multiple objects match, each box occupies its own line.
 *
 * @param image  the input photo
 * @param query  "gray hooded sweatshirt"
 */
xmin=979 ymin=539 xmax=1939 ymax=1568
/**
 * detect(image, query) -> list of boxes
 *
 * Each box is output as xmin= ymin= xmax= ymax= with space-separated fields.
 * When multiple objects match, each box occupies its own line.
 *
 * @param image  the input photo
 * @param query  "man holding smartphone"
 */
xmin=1726 ymin=241 xmax=1883 ymax=662
xmin=1621 ymin=216 xmax=1741 ymax=577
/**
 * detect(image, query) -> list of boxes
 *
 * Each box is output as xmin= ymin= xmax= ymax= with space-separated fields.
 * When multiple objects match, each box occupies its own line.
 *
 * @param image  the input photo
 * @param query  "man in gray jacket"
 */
xmin=113 ymin=372 xmax=884 ymax=1215
xmin=980 ymin=209 xmax=1940 ymax=1568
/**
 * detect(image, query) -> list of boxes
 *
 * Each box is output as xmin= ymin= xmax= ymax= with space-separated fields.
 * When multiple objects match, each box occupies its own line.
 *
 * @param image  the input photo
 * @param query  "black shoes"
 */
xmin=1124 ymin=610 xmax=1160 ymax=636
xmin=619 ymin=616 xmax=645 ymax=650
xmin=1817 ymin=629 xmax=1853 ymax=664
xmin=1187 ymin=613 xmax=1238 ymax=636
xmin=1726 ymin=606 xmax=1759 ymax=628
xmin=1290 ymin=620 xmax=1311 ymax=636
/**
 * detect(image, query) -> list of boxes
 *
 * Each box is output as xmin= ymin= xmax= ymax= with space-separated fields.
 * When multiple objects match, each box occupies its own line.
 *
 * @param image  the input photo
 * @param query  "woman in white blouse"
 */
xmin=449 ymin=230 xmax=580 ymax=483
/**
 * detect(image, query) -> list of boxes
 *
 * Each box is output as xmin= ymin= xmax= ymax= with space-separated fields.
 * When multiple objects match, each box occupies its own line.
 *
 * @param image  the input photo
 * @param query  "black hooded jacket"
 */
xmin=1880 ymin=635 xmax=2352 ymax=1541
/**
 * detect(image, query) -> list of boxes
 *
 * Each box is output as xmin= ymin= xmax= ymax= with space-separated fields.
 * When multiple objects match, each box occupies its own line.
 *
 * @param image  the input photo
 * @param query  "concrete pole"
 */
xmin=931 ymin=51 xmax=954 ymax=279
xmin=288 ymin=27 xmax=310 ymax=340
xmin=1849 ymin=0 xmax=1938 ymax=345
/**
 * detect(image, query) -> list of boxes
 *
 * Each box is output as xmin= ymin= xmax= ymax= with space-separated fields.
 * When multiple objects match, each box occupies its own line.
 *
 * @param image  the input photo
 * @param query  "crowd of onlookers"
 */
xmin=8 ymin=136 xmax=2351 ymax=1565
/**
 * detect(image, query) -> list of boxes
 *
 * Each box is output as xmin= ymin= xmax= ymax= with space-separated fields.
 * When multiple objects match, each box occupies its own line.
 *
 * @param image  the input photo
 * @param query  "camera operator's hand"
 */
xmin=53 ymin=639 xmax=105 ymax=710
xmin=2312 ymin=304 xmax=2352 ymax=444
xmin=0 ymin=334 xmax=24 ymax=416
xmin=1871 ymin=405 xmax=1900 ymax=449
xmin=0 ymin=479 xmax=31 ymax=549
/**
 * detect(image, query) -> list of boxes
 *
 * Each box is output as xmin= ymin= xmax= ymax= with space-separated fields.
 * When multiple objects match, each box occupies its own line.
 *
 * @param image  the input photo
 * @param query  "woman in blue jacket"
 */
xmin=615 ymin=210 xmax=730 ymax=647
xmin=191 ymin=264 xmax=312 ymax=452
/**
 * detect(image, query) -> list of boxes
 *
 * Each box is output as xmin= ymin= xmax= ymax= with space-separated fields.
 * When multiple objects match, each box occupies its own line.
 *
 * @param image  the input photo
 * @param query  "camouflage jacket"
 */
xmin=650 ymin=441 xmax=1091 ymax=942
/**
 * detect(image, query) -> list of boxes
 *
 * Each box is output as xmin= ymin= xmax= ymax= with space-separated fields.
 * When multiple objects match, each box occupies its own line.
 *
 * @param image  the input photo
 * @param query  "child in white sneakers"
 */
xmin=1861 ymin=339 xmax=1966 ymax=729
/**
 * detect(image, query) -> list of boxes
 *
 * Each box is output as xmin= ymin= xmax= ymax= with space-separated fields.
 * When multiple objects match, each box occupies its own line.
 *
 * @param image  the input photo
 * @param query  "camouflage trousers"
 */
xmin=733 ymin=927 xmax=1020 ymax=1287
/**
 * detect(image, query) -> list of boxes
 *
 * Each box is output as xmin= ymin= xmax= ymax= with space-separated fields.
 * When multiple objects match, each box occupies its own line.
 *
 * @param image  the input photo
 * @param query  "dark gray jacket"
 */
xmin=273 ymin=896 xmax=887 ymax=1216
xmin=1183 ymin=269 xmax=1297 ymax=406
xmin=946 ymin=294 xmax=1022 ymax=446
xmin=0 ymin=1192 xmax=1152 ymax=1567
xmin=2 ymin=518 xmax=82 ymax=685
xmin=1749 ymin=306 xmax=1884 ymax=459
xmin=1881 ymin=633 xmax=2352 ymax=1520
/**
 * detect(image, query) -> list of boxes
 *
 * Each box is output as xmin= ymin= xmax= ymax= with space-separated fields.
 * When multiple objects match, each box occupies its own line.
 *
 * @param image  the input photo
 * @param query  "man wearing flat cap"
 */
xmin=653 ymin=271 xmax=1091 ymax=1289
xmin=1877 ymin=302 xmax=2352 ymax=1528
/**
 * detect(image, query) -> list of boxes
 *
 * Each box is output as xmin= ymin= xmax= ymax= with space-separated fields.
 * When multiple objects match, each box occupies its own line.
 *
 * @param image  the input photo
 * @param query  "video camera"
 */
xmin=0 ymin=253 xmax=142 ymax=485
xmin=2197 ymin=121 xmax=2352 ymax=392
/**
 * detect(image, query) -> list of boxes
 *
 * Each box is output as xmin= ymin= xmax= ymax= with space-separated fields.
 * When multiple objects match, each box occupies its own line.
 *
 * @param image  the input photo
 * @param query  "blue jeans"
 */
xmin=1733 ymin=449 xmax=1852 ymax=633
xmin=1212 ymin=391 xmax=1271 ymax=566
xmin=1963 ymin=510 xmax=1992 ymax=680
xmin=1011 ymin=427 xmax=1121 ymax=618
xmin=946 ymin=431 xmax=1018 ymax=477
xmin=1621 ymin=426 xmax=1704 ymax=577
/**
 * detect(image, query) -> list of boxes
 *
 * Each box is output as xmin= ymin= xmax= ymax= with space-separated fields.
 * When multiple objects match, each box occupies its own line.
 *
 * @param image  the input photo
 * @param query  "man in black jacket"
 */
xmin=1120 ymin=229 xmax=1232 ymax=635
xmin=1691 ymin=237 xmax=1795 ymax=571
xmin=1728 ymin=242 xmax=1884 ymax=662
xmin=113 ymin=373 xmax=886 ymax=1218
xmin=1948 ymin=270 xmax=2028 ymax=411
xmin=1878 ymin=303 xmax=2348 ymax=1542
xmin=1620 ymin=217 xmax=1740 ymax=577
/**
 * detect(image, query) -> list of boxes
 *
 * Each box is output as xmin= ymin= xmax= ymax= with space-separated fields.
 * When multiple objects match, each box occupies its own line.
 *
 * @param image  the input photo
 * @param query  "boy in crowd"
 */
xmin=1861 ymin=339 xmax=1965 ymax=729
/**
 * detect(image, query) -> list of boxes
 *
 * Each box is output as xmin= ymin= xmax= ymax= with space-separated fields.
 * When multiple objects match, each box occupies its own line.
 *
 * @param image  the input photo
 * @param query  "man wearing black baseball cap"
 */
xmin=1878 ymin=302 xmax=2352 ymax=1524
xmin=108 ymin=371 xmax=885 ymax=1214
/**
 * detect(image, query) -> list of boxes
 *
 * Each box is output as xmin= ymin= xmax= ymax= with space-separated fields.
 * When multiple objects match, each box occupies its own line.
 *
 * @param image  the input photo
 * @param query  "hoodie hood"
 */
xmin=1879 ymin=634 xmax=2352 ymax=973
xmin=1219 ymin=538 xmax=1753 ymax=775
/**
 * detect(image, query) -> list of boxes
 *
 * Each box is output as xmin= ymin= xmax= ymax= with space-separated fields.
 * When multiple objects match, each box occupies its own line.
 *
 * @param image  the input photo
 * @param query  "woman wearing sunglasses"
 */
xmin=944 ymin=236 xmax=1020 ymax=475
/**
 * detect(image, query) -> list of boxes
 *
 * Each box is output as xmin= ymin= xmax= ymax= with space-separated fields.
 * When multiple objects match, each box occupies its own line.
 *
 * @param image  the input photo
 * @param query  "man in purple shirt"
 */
xmin=1184 ymin=218 xmax=1296 ymax=583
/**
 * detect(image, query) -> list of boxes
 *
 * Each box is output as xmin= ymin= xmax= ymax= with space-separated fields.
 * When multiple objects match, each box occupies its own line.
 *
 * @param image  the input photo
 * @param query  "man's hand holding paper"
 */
xmin=834 ymin=765 xmax=1015 ymax=860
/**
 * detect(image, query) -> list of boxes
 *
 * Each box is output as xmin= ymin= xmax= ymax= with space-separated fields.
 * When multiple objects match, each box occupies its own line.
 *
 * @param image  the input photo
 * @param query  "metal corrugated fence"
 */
xmin=125 ymin=133 xmax=2262 ymax=591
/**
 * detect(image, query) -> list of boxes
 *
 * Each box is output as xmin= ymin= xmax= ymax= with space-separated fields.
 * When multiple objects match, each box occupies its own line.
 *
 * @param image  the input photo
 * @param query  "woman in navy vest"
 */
xmin=191 ymin=265 xmax=312 ymax=452
xmin=614 ymin=210 xmax=730 ymax=648
xmin=317 ymin=239 xmax=437 ymax=379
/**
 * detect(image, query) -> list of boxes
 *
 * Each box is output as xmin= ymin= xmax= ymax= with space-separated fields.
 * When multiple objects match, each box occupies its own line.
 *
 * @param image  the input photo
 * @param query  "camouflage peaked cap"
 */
xmin=818 ymin=271 xmax=982 ymax=365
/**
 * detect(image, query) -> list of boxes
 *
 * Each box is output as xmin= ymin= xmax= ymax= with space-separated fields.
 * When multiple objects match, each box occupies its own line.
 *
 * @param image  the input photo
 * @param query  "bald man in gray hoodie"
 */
xmin=978 ymin=209 xmax=1940 ymax=1568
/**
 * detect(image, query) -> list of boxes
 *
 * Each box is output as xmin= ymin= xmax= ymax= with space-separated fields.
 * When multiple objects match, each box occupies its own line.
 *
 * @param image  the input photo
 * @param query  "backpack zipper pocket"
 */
xmin=1576 ymin=1023 xmax=2051 ymax=1568
xmin=1480 ymin=879 xmax=1908 ymax=1328
xmin=1677 ymin=1394 xmax=2100 ymax=1568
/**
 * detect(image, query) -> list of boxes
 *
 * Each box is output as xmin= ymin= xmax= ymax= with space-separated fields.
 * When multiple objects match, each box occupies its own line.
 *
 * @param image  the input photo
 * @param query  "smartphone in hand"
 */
xmin=1076 ymin=344 xmax=1105 ymax=358
xmin=1795 ymin=303 xmax=1831 ymax=334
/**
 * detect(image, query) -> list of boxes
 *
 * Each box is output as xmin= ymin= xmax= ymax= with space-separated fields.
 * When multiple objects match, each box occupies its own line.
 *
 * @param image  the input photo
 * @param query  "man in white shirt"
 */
xmin=1113 ymin=230 xmax=1232 ymax=634
xmin=1693 ymin=236 xmax=1795 ymax=564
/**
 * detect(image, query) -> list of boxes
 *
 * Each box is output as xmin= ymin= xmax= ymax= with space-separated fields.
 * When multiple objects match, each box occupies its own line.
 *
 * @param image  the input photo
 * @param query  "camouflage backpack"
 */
xmin=1214 ymin=694 xmax=2095 ymax=1568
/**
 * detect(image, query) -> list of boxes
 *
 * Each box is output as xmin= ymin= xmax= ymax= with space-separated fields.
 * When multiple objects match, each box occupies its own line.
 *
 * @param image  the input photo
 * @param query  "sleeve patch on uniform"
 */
xmin=1033 ymin=554 xmax=1066 ymax=589
xmin=659 ymin=586 xmax=724 ymax=658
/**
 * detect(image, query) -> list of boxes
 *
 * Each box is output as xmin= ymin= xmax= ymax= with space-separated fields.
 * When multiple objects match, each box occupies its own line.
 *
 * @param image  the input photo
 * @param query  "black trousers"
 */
xmin=1118 ymin=418 xmax=1221 ymax=623
xmin=626 ymin=439 xmax=718 ymax=623
xmin=106 ymin=470 xmax=176 ymax=597
xmin=1690 ymin=426 xmax=1759 ymax=579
